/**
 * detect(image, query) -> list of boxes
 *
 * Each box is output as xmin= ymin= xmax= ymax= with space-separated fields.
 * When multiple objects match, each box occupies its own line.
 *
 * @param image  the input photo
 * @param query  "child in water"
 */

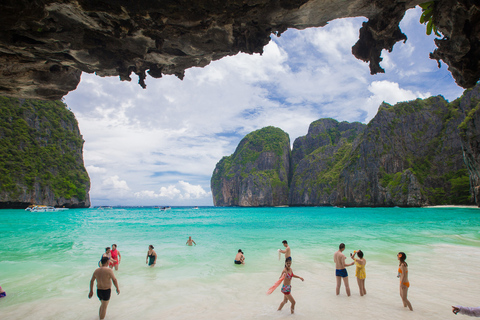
xmin=277 ymin=257 xmax=304 ymax=314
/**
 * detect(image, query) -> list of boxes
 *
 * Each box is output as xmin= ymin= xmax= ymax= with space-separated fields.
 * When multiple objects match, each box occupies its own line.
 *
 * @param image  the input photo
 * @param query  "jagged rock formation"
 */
xmin=289 ymin=119 xmax=366 ymax=205
xmin=0 ymin=97 xmax=90 ymax=208
xmin=335 ymin=96 xmax=470 ymax=206
xmin=0 ymin=0 xmax=479 ymax=100
xmin=212 ymin=88 xmax=478 ymax=207
xmin=458 ymin=85 xmax=480 ymax=206
xmin=211 ymin=126 xmax=290 ymax=206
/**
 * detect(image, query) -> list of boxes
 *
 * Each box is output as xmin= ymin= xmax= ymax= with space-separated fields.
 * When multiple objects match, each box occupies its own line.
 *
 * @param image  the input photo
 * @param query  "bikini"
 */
xmin=398 ymin=267 xmax=410 ymax=287
xmin=281 ymin=272 xmax=293 ymax=295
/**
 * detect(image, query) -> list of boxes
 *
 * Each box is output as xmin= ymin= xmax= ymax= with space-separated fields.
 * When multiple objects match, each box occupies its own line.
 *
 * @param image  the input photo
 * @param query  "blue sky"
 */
xmin=64 ymin=7 xmax=465 ymax=207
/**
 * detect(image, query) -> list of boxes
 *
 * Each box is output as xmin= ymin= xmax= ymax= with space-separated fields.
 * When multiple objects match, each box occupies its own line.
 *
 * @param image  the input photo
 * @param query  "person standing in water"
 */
xmin=186 ymin=236 xmax=196 ymax=246
xmin=334 ymin=243 xmax=354 ymax=296
xmin=350 ymin=250 xmax=366 ymax=296
xmin=146 ymin=245 xmax=157 ymax=267
xmin=279 ymin=240 xmax=291 ymax=260
xmin=88 ymin=257 xmax=120 ymax=320
xmin=109 ymin=244 xmax=121 ymax=271
xmin=277 ymin=257 xmax=304 ymax=314
xmin=397 ymin=252 xmax=413 ymax=311
xmin=234 ymin=249 xmax=245 ymax=264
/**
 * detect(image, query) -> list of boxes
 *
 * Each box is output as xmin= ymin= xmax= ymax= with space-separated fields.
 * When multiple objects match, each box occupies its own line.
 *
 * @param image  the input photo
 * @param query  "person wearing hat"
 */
xmin=234 ymin=249 xmax=245 ymax=264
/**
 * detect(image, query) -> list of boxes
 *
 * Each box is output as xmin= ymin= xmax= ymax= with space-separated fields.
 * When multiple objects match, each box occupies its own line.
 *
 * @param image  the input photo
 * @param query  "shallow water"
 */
xmin=1 ymin=206 xmax=480 ymax=319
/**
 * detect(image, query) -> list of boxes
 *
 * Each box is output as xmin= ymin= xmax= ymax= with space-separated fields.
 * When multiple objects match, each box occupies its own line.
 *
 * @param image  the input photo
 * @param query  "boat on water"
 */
xmin=25 ymin=205 xmax=57 ymax=212
xmin=193 ymin=206 xmax=199 ymax=209
xmin=159 ymin=206 xmax=171 ymax=211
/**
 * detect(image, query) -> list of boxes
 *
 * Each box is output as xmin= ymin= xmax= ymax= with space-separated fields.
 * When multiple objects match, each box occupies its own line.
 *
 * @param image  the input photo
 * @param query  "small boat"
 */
xmin=159 ymin=206 xmax=171 ymax=211
xmin=193 ymin=206 xmax=199 ymax=209
xmin=25 ymin=205 xmax=57 ymax=212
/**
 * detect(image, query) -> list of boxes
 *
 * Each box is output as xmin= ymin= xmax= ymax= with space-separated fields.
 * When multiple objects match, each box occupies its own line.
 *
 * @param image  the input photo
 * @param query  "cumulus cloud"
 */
xmin=66 ymin=9 xmax=463 ymax=206
xmin=134 ymin=181 xmax=211 ymax=201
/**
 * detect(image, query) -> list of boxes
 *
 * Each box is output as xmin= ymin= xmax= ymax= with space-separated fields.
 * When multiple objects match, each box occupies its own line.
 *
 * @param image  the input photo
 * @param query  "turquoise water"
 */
xmin=1 ymin=206 xmax=480 ymax=319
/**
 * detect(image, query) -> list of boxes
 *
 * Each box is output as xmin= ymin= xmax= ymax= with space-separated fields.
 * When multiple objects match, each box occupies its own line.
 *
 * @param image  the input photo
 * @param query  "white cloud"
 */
xmin=134 ymin=181 xmax=210 ymax=200
xmin=65 ymin=11 xmax=464 ymax=206
xmin=102 ymin=175 xmax=130 ymax=191
xmin=363 ymin=80 xmax=431 ymax=122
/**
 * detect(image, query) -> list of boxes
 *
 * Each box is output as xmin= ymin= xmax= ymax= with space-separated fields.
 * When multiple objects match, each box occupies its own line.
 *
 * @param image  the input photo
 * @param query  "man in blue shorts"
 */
xmin=334 ymin=243 xmax=354 ymax=296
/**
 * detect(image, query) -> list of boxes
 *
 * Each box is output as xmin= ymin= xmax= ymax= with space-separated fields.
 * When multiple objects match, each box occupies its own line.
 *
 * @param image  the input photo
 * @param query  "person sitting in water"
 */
xmin=234 ymin=249 xmax=245 ymax=264
xmin=452 ymin=305 xmax=480 ymax=316
xmin=186 ymin=236 xmax=196 ymax=246
xmin=146 ymin=245 xmax=157 ymax=267
xmin=0 ymin=285 xmax=6 ymax=298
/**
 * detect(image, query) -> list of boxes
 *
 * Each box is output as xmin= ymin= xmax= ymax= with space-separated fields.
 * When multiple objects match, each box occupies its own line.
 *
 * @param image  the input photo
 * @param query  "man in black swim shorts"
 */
xmin=89 ymin=256 xmax=120 ymax=320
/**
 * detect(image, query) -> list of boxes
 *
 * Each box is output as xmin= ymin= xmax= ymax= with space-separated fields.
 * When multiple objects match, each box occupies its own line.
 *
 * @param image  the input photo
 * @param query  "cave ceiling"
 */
xmin=0 ymin=0 xmax=478 ymax=100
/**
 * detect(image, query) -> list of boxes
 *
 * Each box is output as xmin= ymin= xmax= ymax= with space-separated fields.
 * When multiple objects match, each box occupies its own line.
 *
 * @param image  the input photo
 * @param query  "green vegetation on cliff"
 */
xmin=0 ymin=97 xmax=89 ymax=205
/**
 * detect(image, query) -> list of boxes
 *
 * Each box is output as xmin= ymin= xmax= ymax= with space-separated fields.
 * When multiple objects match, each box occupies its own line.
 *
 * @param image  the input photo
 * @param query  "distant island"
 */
xmin=211 ymin=85 xmax=480 ymax=207
xmin=0 ymin=97 xmax=90 ymax=208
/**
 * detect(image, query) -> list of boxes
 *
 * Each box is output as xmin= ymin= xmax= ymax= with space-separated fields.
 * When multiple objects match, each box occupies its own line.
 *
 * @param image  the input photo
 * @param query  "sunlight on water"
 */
xmin=1 ymin=207 xmax=479 ymax=319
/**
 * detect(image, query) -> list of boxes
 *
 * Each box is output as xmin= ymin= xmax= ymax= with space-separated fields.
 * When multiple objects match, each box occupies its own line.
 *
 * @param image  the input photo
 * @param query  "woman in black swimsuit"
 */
xmin=146 ymin=245 xmax=157 ymax=267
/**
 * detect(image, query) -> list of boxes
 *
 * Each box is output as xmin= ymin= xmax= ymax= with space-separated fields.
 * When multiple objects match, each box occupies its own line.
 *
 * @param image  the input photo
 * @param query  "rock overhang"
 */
xmin=0 ymin=0 xmax=478 ymax=100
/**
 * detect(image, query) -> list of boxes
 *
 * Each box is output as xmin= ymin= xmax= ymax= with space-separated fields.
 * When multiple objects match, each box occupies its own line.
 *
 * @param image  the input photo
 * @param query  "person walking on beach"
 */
xmin=109 ymin=244 xmax=121 ymax=271
xmin=279 ymin=240 xmax=291 ymax=260
xmin=277 ymin=257 xmax=304 ymax=314
xmin=334 ymin=243 xmax=354 ymax=296
xmin=88 ymin=257 xmax=120 ymax=320
xmin=397 ymin=252 xmax=413 ymax=311
xmin=186 ymin=236 xmax=196 ymax=246
xmin=234 ymin=249 xmax=245 ymax=264
xmin=452 ymin=305 xmax=480 ymax=316
xmin=146 ymin=245 xmax=157 ymax=267
xmin=350 ymin=250 xmax=366 ymax=296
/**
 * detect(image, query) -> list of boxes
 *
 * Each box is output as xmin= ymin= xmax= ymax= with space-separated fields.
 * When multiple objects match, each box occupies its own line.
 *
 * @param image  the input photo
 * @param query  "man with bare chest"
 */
xmin=334 ymin=243 xmax=354 ymax=296
xmin=89 ymin=257 xmax=120 ymax=320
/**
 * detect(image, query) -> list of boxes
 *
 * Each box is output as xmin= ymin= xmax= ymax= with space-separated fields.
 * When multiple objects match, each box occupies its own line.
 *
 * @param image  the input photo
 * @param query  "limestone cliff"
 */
xmin=457 ymin=85 xmax=480 ymax=206
xmin=212 ymin=91 xmax=474 ymax=207
xmin=1 ymin=0 xmax=479 ymax=100
xmin=211 ymin=126 xmax=290 ymax=206
xmin=335 ymin=96 xmax=470 ymax=207
xmin=289 ymin=119 xmax=365 ymax=205
xmin=0 ymin=97 xmax=90 ymax=208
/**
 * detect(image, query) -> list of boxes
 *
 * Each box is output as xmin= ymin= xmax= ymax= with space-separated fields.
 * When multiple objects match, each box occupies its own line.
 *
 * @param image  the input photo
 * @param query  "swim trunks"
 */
xmin=234 ymin=260 xmax=242 ymax=264
xmin=97 ymin=288 xmax=111 ymax=301
xmin=336 ymin=269 xmax=348 ymax=277
xmin=281 ymin=285 xmax=291 ymax=295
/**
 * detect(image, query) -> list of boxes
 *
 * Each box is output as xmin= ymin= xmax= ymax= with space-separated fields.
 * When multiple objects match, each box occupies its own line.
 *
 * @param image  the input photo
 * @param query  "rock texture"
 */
xmin=335 ymin=96 xmax=469 ymax=206
xmin=289 ymin=119 xmax=365 ymax=205
xmin=458 ymin=85 xmax=480 ymax=205
xmin=212 ymin=89 xmax=478 ymax=207
xmin=211 ymin=126 xmax=290 ymax=206
xmin=1 ymin=0 xmax=479 ymax=100
xmin=0 ymin=96 xmax=90 ymax=208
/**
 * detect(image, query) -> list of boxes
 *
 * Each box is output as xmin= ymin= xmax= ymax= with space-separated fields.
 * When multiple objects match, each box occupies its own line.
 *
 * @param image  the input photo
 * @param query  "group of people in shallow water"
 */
xmin=86 ymin=238 xmax=479 ymax=319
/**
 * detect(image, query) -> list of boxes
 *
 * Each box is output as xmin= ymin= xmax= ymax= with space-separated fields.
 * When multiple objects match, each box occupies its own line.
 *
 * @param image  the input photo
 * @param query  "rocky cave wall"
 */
xmin=1 ymin=0 xmax=479 ymax=101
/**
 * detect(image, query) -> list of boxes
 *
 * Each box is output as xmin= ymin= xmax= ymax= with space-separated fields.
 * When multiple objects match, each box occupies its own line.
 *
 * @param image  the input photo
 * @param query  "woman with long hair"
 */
xmin=397 ymin=252 xmax=413 ymax=311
